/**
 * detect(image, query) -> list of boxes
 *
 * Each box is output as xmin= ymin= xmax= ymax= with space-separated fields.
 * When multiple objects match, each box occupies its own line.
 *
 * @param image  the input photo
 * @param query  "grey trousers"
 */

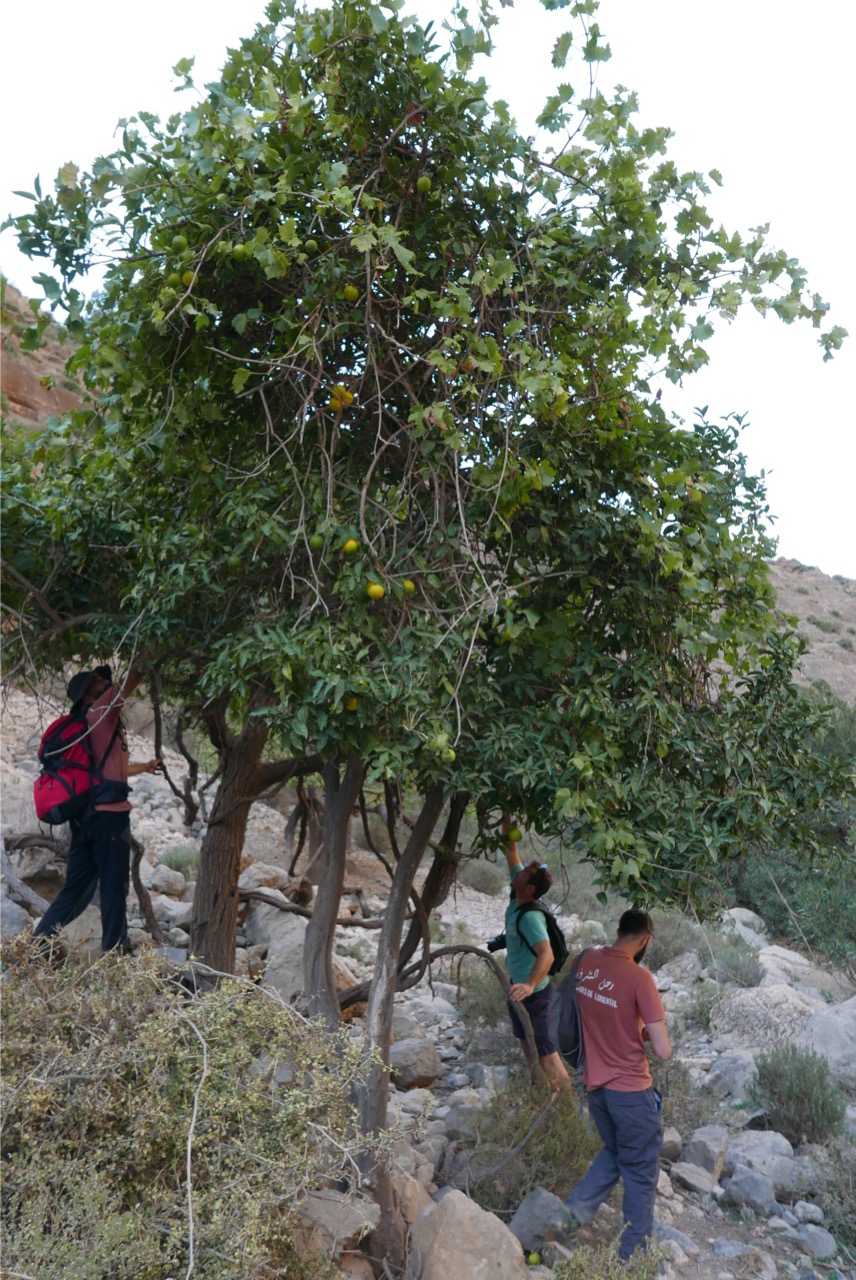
xmin=565 ymin=1085 xmax=662 ymax=1260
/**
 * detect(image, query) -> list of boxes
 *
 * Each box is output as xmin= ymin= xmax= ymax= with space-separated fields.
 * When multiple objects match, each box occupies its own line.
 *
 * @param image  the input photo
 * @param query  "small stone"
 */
xmin=794 ymin=1201 xmax=824 ymax=1226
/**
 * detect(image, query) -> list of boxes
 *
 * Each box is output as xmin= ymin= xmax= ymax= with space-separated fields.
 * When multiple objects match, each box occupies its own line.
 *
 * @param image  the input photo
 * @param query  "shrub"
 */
xmin=649 ymin=1054 xmax=717 ymax=1134
xmin=684 ymin=979 xmax=722 ymax=1031
xmin=159 ymin=843 xmax=202 ymax=878
xmin=806 ymin=614 xmax=839 ymax=633
xmin=553 ymin=1242 xmax=664 ymax=1280
xmin=706 ymin=934 xmax=762 ymax=987
xmin=458 ymin=855 xmax=509 ymax=897
xmin=643 ymin=910 xmax=702 ymax=972
xmin=0 ymin=941 xmax=387 ymax=1279
xmin=748 ymin=1044 xmax=846 ymax=1145
xmin=454 ymin=953 xmax=516 ymax=1065
xmin=465 ymin=1078 xmax=600 ymax=1213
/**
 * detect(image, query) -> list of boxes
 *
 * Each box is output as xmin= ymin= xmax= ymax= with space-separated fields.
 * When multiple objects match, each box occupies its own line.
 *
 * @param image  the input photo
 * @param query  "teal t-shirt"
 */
xmin=504 ymin=892 xmax=550 ymax=992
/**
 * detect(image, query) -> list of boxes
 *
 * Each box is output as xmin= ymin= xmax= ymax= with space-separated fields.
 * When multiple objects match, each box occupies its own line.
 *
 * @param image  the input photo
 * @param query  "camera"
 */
xmin=486 ymin=933 xmax=506 ymax=953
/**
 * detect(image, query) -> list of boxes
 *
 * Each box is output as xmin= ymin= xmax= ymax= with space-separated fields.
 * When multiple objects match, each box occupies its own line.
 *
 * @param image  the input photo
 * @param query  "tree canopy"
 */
xmin=2 ymin=0 xmax=849 ymax=936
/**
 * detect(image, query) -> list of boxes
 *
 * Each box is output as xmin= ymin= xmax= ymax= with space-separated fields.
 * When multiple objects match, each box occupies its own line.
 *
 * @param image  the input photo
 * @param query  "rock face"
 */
xmin=406 ymin=1190 xmax=530 ymax=1280
xmin=795 ymin=995 xmax=856 ymax=1089
xmin=709 ymin=984 xmax=823 ymax=1049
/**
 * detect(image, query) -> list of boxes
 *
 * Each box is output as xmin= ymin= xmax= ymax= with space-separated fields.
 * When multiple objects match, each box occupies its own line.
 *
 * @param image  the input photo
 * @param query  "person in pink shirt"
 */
xmin=548 ymin=909 xmax=671 ymax=1260
xmin=33 ymin=662 xmax=161 ymax=956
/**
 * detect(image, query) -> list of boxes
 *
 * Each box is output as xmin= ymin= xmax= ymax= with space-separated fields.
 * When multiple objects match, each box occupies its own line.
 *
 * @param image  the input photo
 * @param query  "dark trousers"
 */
xmin=34 ymin=809 xmax=131 ymax=952
xmin=564 ymin=1085 xmax=663 ymax=1260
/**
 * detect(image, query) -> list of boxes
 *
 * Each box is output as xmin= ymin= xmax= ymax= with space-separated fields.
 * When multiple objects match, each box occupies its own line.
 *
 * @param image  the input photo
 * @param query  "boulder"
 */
xmin=721 ymin=1164 xmax=776 ymax=1216
xmin=406 ymin=1189 xmax=530 ymax=1280
xmin=795 ymin=995 xmax=856 ymax=1090
xmin=149 ymin=893 xmax=193 ymax=929
xmin=508 ymin=1187 xmax=566 ymax=1251
xmin=237 ymin=861 xmax=294 ymax=892
xmin=682 ymin=1124 xmax=729 ymax=1178
xmin=794 ymin=1200 xmax=825 ymax=1225
xmin=389 ymin=1038 xmax=442 ymax=1090
xmin=795 ymin=1224 xmax=838 ymax=1259
xmin=703 ymin=1049 xmax=758 ymax=1100
xmin=657 ymin=950 xmax=704 ymax=987
xmin=245 ymin=902 xmax=307 ymax=1003
xmin=660 ymin=1126 xmax=682 ymax=1161
xmin=722 ymin=908 xmax=769 ymax=950
xmin=144 ymin=863 xmax=186 ymax=898
xmin=670 ymin=1162 xmax=719 ymax=1196
xmin=722 ymin=1132 xmax=821 ymax=1201
xmin=0 ymin=891 xmax=32 ymax=937
xmin=387 ymin=1168 xmax=432 ymax=1225
xmin=709 ymin=984 xmax=821 ymax=1049
xmin=296 ymin=1189 xmax=380 ymax=1256
xmin=758 ymin=946 xmax=852 ymax=999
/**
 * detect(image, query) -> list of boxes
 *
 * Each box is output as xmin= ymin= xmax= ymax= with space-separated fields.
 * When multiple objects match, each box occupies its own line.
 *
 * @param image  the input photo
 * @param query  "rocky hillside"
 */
xmin=767 ymin=559 xmax=856 ymax=705
xmin=3 ymin=278 xmax=853 ymax=706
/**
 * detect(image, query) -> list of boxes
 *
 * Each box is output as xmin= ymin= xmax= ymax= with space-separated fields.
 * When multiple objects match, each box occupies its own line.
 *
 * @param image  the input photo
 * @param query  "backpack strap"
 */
xmin=514 ymin=901 xmax=547 ymax=957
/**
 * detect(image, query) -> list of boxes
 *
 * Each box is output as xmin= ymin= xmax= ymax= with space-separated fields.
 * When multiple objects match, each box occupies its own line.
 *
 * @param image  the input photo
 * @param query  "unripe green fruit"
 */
xmin=402 ymin=579 xmax=416 ymax=595
xmin=304 ymin=238 xmax=319 ymax=253
xmin=343 ymin=284 xmax=360 ymax=303
xmin=416 ymin=175 xmax=432 ymax=193
xmin=508 ymin=826 xmax=523 ymax=843
xmin=171 ymin=234 xmax=188 ymax=252
xmin=309 ymin=533 xmax=324 ymax=550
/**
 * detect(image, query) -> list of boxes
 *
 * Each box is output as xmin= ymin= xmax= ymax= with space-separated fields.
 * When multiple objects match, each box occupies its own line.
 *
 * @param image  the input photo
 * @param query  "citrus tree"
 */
xmin=2 ymin=0 xmax=849 ymax=1240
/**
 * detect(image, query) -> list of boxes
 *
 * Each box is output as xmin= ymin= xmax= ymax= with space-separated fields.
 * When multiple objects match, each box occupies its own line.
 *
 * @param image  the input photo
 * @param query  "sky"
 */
xmin=3 ymin=0 xmax=854 ymax=577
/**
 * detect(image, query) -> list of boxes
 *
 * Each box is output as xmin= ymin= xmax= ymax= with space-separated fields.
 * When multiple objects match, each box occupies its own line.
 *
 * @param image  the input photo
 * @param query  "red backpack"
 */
xmin=34 ymin=713 xmax=123 ymax=824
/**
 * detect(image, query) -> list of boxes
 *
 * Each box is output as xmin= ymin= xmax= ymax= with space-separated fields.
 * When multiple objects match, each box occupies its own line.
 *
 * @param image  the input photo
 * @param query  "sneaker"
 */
xmin=546 ymin=1208 xmax=579 ymax=1250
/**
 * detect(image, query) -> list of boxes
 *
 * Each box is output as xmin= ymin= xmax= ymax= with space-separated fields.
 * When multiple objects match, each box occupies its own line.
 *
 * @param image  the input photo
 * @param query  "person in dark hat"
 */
xmin=33 ymin=659 xmax=161 ymax=956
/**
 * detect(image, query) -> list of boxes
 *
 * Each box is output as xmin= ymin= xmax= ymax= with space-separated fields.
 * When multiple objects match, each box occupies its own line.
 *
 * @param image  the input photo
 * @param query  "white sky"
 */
xmin=3 ymin=0 xmax=854 ymax=577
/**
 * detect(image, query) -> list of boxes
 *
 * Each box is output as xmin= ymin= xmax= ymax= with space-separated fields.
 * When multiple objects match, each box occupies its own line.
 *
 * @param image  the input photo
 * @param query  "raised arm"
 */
xmin=502 ymin=813 xmax=523 ymax=878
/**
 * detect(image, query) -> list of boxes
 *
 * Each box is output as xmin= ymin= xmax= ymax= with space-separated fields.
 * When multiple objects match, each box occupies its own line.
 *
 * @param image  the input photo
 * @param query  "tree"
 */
xmin=2 ymin=0 xmax=850 ymax=1259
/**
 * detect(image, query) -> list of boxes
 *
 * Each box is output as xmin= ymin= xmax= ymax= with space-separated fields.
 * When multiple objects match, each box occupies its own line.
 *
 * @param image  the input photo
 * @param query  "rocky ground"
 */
xmin=2 ymin=686 xmax=855 ymax=1280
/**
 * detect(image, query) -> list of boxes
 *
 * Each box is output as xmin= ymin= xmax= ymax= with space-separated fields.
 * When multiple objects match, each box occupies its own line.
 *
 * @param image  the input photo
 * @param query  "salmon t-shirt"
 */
xmin=575 ymin=946 xmax=665 ymax=1091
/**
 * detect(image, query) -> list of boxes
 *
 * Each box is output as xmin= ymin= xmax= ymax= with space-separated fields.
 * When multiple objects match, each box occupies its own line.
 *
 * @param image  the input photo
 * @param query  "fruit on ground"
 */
xmin=527 ymin=1253 xmax=541 ymax=1266
xmin=367 ymin=582 xmax=385 ymax=600
xmin=343 ymin=284 xmax=360 ymax=303
xmin=343 ymin=538 xmax=359 ymax=555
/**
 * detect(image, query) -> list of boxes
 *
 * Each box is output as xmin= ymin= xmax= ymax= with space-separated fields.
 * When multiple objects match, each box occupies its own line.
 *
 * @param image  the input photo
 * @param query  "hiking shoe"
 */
xmin=546 ymin=1208 xmax=579 ymax=1250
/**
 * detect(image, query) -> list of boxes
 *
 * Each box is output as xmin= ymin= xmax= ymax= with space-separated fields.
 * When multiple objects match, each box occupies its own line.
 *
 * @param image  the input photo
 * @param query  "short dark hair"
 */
xmin=525 ymin=860 xmax=552 ymax=900
xmin=617 ymin=908 xmax=653 ymax=938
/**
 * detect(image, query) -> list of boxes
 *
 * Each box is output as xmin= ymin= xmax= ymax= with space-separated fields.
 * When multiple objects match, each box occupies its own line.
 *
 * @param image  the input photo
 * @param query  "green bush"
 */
xmin=454 ymin=953 xmax=516 ymax=1066
xmin=0 ymin=942 xmax=387 ymax=1279
xmin=707 ymin=934 xmax=762 ymax=987
xmin=643 ymin=910 xmax=702 ymax=972
xmin=159 ymin=843 xmax=202 ymax=878
xmin=465 ymin=1078 xmax=600 ymax=1213
xmin=458 ymin=855 xmax=509 ymax=897
xmin=553 ymin=1242 xmax=664 ymax=1280
xmin=683 ymin=979 xmax=722 ymax=1031
xmin=649 ymin=1054 xmax=717 ymax=1134
xmin=748 ymin=1044 xmax=846 ymax=1145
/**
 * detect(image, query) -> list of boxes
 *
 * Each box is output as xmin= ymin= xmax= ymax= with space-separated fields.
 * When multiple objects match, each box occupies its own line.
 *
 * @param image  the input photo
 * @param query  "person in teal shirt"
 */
xmin=494 ymin=818 xmax=571 ymax=1092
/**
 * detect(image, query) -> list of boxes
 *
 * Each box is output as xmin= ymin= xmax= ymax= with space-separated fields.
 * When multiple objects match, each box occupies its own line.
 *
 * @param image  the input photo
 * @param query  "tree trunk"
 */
xmin=303 ymin=754 xmax=364 ymax=1025
xmin=357 ymin=783 xmax=445 ymax=1270
xmin=398 ymin=790 xmax=468 ymax=972
xmin=190 ymin=718 xmax=269 ymax=973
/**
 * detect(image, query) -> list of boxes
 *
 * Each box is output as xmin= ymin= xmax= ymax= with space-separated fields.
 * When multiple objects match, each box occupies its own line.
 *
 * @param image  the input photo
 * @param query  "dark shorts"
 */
xmin=507 ymin=985 xmax=557 ymax=1058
